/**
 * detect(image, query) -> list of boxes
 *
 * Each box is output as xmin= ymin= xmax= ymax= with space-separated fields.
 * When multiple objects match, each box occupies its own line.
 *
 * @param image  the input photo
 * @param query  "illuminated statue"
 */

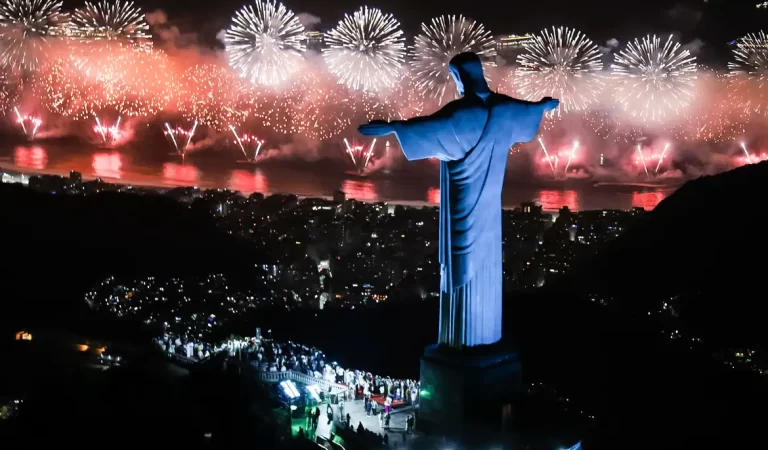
xmin=360 ymin=52 xmax=558 ymax=348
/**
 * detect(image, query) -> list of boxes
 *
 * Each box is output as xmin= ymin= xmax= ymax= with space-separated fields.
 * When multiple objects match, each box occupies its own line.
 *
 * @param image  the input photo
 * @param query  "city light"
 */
xmin=280 ymin=380 xmax=300 ymax=399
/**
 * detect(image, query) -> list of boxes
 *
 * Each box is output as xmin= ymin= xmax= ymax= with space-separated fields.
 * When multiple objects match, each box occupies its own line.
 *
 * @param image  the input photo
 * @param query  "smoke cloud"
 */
xmin=5 ymin=7 xmax=764 ymax=186
xmin=297 ymin=12 xmax=322 ymax=30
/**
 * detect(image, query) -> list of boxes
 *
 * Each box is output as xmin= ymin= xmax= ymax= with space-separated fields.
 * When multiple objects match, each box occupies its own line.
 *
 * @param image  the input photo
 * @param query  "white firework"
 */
xmin=323 ymin=6 xmax=405 ymax=92
xmin=516 ymin=26 xmax=604 ymax=116
xmin=612 ymin=34 xmax=698 ymax=122
xmin=224 ymin=0 xmax=305 ymax=86
xmin=71 ymin=0 xmax=150 ymax=43
xmin=0 ymin=0 xmax=70 ymax=72
xmin=727 ymin=31 xmax=768 ymax=118
xmin=410 ymin=15 xmax=496 ymax=106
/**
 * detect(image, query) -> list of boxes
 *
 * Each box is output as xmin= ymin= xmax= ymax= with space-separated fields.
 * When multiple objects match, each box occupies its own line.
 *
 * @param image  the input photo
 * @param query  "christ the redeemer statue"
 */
xmin=360 ymin=52 xmax=558 ymax=348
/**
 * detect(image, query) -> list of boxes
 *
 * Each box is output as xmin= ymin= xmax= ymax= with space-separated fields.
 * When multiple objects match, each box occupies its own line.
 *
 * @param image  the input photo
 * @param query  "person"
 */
xmin=327 ymin=403 xmax=333 ymax=425
xmin=359 ymin=52 xmax=558 ymax=348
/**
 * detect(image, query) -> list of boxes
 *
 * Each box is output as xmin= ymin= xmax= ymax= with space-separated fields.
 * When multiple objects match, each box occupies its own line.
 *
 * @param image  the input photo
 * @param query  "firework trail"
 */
xmin=13 ymin=106 xmax=41 ymax=139
xmin=224 ymin=0 xmax=305 ymax=86
xmin=0 ymin=0 xmax=69 ymax=72
xmin=613 ymin=34 xmax=697 ymax=122
xmin=411 ymin=15 xmax=496 ymax=106
xmin=71 ymin=0 xmax=150 ymax=44
xmin=635 ymin=144 xmax=649 ymax=178
xmin=229 ymin=125 xmax=264 ymax=161
xmin=739 ymin=141 xmax=751 ymax=163
xmin=344 ymin=137 xmax=377 ymax=173
xmin=164 ymin=121 xmax=198 ymax=157
xmin=516 ymin=26 xmax=603 ymax=116
xmin=655 ymin=143 xmax=670 ymax=173
xmin=93 ymin=115 xmax=121 ymax=146
xmin=727 ymin=31 xmax=768 ymax=119
xmin=323 ymin=6 xmax=406 ymax=92
xmin=564 ymin=139 xmax=579 ymax=173
xmin=537 ymin=136 xmax=556 ymax=175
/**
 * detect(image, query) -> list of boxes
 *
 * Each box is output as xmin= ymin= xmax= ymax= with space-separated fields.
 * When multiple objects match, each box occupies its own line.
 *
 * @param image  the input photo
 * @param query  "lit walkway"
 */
xmin=297 ymin=398 xmax=416 ymax=447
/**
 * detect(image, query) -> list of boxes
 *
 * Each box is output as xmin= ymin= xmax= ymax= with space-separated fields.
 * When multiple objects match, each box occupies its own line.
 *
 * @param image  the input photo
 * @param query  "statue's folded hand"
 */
xmin=358 ymin=121 xmax=395 ymax=137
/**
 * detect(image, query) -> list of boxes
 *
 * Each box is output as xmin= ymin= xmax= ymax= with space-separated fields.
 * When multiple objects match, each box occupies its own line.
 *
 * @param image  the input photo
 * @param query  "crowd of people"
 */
xmin=155 ymin=331 xmax=420 ymax=408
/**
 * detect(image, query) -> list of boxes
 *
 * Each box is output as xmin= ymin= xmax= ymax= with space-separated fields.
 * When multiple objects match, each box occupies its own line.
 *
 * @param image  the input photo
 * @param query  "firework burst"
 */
xmin=384 ymin=70 xmax=426 ymax=120
xmin=289 ymin=69 xmax=352 ymax=140
xmin=0 ymin=0 xmax=69 ymax=72
xmin=612 ymin=34 xmax=697 ymax=122
xmin=177 ymin=64 xmax=249 ymax=131
xmin=224 ymin=0 xmax=305 ymax=86
xmin=516 ymin=26 xmax=603 ymax=116
xmin=727 ymin=31 xmax=768 ymax=119
xmin=410 ymin=15 xmax=496 ymax=106
xmin=242 ymin=83 xmax=294 ymax=135
xmin=34 ymin=45 xmax=176 ymax=119
xmin=323 ymin=6 xmax=405 ymax=92
xmin=71 ymin=0 xmax=150 ymax=44
xmin=0 ymin=71 xmax=22 ymax=111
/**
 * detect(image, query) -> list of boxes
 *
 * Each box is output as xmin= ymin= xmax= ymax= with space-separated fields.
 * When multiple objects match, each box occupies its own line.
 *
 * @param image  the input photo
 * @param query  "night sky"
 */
xmin=145 ymin=0 xmax=762 ymax=65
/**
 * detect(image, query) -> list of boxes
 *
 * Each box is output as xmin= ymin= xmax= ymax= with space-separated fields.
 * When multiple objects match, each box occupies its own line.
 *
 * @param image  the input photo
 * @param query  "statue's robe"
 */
xmin=390 ymin=61 xmax=552 ymax=347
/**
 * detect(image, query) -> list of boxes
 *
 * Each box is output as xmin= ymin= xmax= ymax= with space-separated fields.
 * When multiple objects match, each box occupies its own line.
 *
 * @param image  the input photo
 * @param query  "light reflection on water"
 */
xmin=1 ymin=145 xmax=671 ymax=211
xmin=14 ymin=146 xmax=48 ymax=170
xmin=341 ymin=179 xmax=378 ymax=202
xmin=539 ymin=190 xmax=580 ymax=211
xmin=631 ymin=191 xmax=667 ymax=210
xmin=426 ymin=187 xmax=440 ymax=204
xmin=92 ymin=152 xmax=123 ymax=179
xmin=162 ymin=162 xmax=200 ymax=185
xmin=228 ymin=169 xmax=268 ymax=194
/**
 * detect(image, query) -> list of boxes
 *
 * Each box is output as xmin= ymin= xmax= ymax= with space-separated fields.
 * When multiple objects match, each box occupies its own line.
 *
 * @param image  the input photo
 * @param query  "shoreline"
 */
xmin=0 ymin=163 xmax=449 ymax=208
xmin=0 ymin=162 xmax=668 ymax=213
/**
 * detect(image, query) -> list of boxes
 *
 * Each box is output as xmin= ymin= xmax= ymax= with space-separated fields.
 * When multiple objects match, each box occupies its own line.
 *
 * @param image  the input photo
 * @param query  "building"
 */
xmin=305 ymin=31 xmax=324 ymax=51
xmin=70 ymin=170 xmax=82 ymax=184
xmin=521 ymin=202 xmax=542 ymax=216
xmin=333 ymin=190 xmax=346 ymax=215
xmin=495 ymin=34 xmax=534 ymax=63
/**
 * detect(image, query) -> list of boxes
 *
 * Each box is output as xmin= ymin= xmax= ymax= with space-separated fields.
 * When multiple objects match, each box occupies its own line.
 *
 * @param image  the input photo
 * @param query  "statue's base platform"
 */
xmin=418 ymin=342 xmax=521 ymax=436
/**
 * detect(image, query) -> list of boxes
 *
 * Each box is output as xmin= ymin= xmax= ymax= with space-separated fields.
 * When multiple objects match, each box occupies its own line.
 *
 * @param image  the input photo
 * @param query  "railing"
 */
xmin=257 ymin=370 xmax=348 ymax=395
xmin=163 ymin=351 xmax=347 ymax=396
xmin=167 ymin=352 xmax=198 ymax=365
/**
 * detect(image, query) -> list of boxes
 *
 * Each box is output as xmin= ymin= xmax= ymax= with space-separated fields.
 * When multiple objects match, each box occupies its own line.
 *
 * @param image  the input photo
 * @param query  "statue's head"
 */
xmin=448 ymin=52 xmax=491 ymax=97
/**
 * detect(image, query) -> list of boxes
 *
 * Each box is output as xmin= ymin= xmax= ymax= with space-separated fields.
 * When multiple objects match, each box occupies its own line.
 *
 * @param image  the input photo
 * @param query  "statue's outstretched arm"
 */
xmin=358 ymin=120 xmax=399 ymax=137
xmin=359 ymin=104 xmax=467 ymax=161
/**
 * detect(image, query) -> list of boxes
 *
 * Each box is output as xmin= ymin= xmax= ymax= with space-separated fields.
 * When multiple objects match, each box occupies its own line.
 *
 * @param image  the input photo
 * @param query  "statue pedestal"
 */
xmin=417 ymin=343 xmax=521 ymax=435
